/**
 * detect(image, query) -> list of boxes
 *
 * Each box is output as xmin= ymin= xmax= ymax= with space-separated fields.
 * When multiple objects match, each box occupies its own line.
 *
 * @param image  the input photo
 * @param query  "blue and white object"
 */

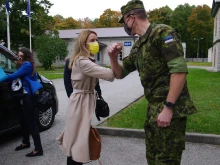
xmin=26 ymin=0 xmax=31 ymax=18
xmin=11 ymin=78 xmax=22 ymax=91
xmin=0 ymin=67 xmax=7 ymax=82
xmin=164 ymin=35 xmax=174 ymax=44
xmin=5 ymin=0 xmax=10 ymax=12
xmin=124 ymin=42 xmax=132 ymax=46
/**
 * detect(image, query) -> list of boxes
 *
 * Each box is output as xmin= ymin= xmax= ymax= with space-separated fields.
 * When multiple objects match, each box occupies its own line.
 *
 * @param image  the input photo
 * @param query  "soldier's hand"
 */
xmin=157 ymin=106 xmax=173 ymax=127
xmin=107 ymin=43 xmax=121 ymax=58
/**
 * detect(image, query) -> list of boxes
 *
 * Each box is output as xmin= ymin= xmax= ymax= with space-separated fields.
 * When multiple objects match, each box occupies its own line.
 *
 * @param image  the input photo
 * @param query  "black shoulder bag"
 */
xmin=26 ymin=73 xmax=53 ymax=112
xmin=95 ymin=93 xmax=110 ymax=121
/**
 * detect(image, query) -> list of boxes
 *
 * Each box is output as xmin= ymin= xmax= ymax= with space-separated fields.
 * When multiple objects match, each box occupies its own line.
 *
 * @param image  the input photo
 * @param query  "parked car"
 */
xmin=0 ymin=45 xmax=59 ymax=134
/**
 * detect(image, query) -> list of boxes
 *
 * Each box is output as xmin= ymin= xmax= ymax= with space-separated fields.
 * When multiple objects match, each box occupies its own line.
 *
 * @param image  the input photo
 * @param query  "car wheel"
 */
xmin=36 ymin=103 xmax=55 ymax=131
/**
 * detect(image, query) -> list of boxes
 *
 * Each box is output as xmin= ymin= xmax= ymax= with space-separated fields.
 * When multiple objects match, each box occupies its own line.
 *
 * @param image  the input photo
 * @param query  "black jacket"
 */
xmin=64 ymin=58 xmax=102 ymax=98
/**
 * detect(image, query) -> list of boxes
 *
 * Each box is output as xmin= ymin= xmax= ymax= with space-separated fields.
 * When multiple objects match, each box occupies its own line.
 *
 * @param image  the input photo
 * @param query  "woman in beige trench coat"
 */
xmin=56 ymin=30 xmax=115 ymax=165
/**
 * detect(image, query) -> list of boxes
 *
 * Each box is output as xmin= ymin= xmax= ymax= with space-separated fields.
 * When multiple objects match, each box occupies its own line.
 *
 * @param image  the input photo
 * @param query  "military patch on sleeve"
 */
xmin=164 ymin=35 xmax=174 ymax=44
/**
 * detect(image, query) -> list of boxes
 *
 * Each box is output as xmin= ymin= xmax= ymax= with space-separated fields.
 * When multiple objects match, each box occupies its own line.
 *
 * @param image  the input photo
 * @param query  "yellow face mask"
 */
xmin=88 ymin=41 xmax=99 ymax=55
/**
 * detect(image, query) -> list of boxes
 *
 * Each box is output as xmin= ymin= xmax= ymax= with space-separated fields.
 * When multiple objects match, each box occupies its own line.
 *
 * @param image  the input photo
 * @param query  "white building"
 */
xmin=58 ymin=27 xmax=188 ymax=66
xmin=211 ymin=0 xmax=220 ymax=71
xmin=58 ymin=27 xmax=137 ymax=66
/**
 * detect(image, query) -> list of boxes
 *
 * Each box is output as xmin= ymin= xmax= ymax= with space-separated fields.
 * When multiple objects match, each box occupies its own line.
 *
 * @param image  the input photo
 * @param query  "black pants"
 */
xmin=67 ymin=157 xmax=82 ymax=165
xmin=20 ymin=94 xmax=43 ymax=151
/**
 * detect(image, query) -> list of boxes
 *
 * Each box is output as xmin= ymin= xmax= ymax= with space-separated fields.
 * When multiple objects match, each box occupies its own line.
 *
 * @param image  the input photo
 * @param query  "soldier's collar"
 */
xmin=139 ymin=23 xmax=154 ymax=43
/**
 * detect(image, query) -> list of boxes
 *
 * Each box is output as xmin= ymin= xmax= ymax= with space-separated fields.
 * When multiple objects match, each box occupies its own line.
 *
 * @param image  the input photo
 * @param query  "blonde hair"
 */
xmin=68 ymin=30 xmax=97 ymax=69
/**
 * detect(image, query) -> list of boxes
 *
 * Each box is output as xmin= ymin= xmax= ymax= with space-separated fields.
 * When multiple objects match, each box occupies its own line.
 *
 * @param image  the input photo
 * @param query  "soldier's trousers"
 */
xmin=144 ymin=117 xmax=187 ymax=165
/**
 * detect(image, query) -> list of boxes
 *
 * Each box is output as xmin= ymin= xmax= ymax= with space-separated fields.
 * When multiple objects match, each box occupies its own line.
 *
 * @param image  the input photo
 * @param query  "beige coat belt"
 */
xmin=72 ymin=89 xmax=94 ymax=94
xmin=72 ymin=89 xmax=97 ymax=108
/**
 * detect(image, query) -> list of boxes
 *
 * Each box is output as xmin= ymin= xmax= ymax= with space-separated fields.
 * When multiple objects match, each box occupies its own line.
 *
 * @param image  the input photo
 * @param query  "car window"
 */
xmin=0 ymin=52 xmax=17 ymax=73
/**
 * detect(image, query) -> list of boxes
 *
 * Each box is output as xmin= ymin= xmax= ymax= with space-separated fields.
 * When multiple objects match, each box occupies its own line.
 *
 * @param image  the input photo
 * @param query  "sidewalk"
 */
xmin=187 ymin=65 xmax=214 ymax=71
xmin=88 ymin=135 xmax=220 ymax=165
xmin=95 ymin=127 xmax=220 ymax=146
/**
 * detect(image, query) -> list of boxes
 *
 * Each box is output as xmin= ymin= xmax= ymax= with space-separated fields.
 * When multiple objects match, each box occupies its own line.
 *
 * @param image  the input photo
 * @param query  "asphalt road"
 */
xmin=1 ymin=71 xmax=220 ymax=165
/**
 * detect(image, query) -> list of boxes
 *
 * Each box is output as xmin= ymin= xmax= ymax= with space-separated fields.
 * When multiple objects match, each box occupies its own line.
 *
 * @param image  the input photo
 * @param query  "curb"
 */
xmin=96 ymin=126 xmax=220 ymax=146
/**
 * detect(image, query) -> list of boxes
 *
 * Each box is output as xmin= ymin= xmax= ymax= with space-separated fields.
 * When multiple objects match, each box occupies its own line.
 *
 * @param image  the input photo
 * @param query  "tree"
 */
xmin=0 ymin=0 xmax=8 ymax=43
xmin=53 ymin=14 xmax=65 ymax=30
xmin=0 ymin=0 xmax=54 ymax=51
xmin=92 ymin=18 xmax=99 ymax=27
xmin=77 ymin=17 xmax=95 ymax=28
xmin=170 ymin=4 xmax=195 ymax=58
xmin=147 ymin=6 xmax=173 ymax=25
xmin=187 ymin=5 xmax=213 ymax=58
xmin=96 ymin=9 xmax=122 ymax=28
xmin=171 ymin=4 xmax=195 ymax=41
xmin=54 ymin=14 xmax=65 ymax=23
xmin=54 ymin=16 xmax=79 ymax=30
xmin=0 ymin=0 xmax=4 ymax=5
xmin=34 ymin=34 xmax=68 ymax=69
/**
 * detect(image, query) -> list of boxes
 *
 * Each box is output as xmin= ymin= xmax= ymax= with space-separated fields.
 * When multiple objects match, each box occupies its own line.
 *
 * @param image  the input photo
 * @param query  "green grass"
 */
xmin=36 ymin=62 xmax=211 ymax=80
xmin=36 ymin=65 xmax=110 ymax=79
xmin=100 ymin=97 xmax=147 ymax=129
xmin=37 ymin=68 xmax=64 ymax=80
xmin=186 ymin=62 xmax=212 ymax=66
xmin=100 ymin=68 xmax=220 ymax=135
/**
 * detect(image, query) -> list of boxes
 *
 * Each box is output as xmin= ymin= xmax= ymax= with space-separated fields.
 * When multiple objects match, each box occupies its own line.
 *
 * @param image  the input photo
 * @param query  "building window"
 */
xmin=60 ymin=56 xmax=64 ymax=60
xmin=97 ymin=52 xmax=100 ymax=61
xmin=56 ymin=56 xmax=65 ymax=61
xmin=56 ymin=56 xmax=60 ymax=61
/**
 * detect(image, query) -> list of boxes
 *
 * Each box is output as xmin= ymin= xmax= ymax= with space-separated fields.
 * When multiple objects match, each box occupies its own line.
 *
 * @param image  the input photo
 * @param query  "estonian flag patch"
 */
xmin=164 ymin=35 xmax=174 ymax=44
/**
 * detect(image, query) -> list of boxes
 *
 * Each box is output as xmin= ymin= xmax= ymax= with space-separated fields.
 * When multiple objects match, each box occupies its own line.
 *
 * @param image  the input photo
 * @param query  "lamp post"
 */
xmin=194 ymin=38 xmax=203 ymax=58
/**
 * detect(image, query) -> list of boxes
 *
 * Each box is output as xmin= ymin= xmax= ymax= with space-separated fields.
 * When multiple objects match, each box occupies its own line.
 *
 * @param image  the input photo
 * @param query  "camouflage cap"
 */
xmin=119 ymin=0 xmax=145 ymax=23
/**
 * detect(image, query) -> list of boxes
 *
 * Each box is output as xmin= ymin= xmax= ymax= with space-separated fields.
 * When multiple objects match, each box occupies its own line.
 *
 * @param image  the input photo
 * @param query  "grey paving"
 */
xmin=96 ymin=127 xmax=220 ymax=146
xmin=187 ymin=66 xmax=214 ymax=71
xmin=1 ymin=69 xmax=220 ymax=165
xmin=81 ymin=136 xmax=220 ymax=165
xmin=1 ymin=134 xmax=220 ymax=165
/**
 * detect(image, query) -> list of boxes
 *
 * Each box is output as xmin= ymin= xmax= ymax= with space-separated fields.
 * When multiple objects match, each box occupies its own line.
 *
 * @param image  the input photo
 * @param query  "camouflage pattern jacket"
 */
xmin=121 ymin=23 xmax=197 ymax=122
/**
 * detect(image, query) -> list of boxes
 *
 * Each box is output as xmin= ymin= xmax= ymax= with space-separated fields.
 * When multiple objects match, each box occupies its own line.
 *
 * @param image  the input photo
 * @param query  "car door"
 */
xmin=0 ymin=45 xmax=20 ymax=133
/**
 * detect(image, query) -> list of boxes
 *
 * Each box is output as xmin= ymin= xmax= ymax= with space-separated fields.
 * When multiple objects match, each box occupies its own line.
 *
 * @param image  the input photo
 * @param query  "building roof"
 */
xmin=211 ymin=0 xmax=220 ymax=17
xmin=58 ymin=27 xmax=135 ymax=39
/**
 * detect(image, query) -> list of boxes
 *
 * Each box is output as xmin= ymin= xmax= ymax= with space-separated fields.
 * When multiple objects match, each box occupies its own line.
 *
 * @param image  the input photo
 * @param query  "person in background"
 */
xmin=107 ymin=0 xmax=197 ymax=164
xmin=64 ymin=58 xmax=102 ymax=98
xmin=0 ymin=48 xmax=43 ymax=157
xmin=57 ymin=30 xmax=115 ymax=165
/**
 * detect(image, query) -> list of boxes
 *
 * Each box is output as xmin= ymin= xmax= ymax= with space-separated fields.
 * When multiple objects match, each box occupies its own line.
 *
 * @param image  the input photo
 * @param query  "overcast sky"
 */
xmin=49 ymin=0 xmax=213 ymax=20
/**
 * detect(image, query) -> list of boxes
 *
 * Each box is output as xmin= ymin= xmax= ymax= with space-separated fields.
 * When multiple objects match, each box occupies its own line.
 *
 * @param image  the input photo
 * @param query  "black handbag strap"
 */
xmin=36 ymin=72 xmax=47 ymax=92
xmin=96 ymin=92 xmax=103 ymax=100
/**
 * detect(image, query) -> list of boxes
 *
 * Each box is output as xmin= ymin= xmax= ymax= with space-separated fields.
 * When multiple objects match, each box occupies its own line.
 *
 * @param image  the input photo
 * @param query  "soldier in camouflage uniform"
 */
xmin=107 ymin=0 xmax=197 ymax=164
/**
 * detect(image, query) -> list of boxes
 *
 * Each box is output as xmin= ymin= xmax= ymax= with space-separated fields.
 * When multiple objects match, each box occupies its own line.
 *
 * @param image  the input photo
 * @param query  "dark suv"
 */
xmin=0 ymin=45 xmax=59 ymax=134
